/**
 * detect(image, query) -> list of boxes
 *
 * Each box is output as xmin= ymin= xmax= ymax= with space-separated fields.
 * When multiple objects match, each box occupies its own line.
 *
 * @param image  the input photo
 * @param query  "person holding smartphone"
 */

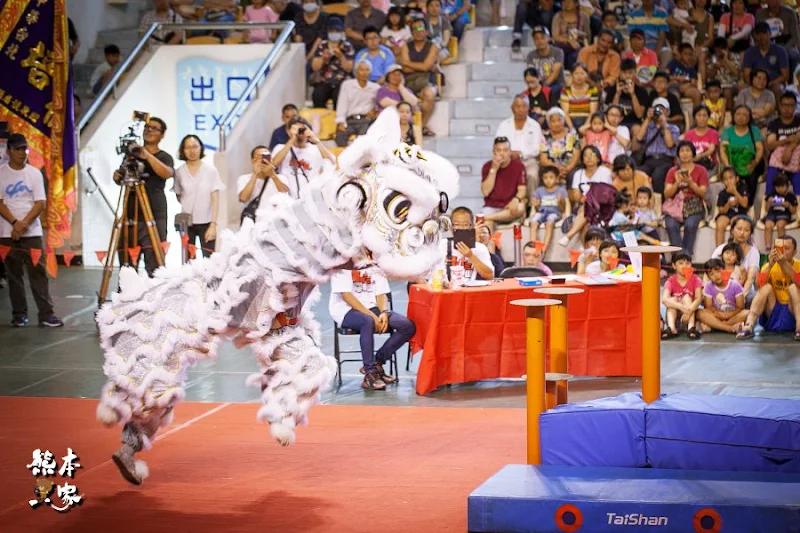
xmin=432 ymin=206 xmax=494 ymax=283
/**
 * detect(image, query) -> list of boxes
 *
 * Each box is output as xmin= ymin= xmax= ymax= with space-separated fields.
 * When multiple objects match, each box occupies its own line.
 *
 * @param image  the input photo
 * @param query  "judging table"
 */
xmin=407 ymin=278 xmax=642 ymax=395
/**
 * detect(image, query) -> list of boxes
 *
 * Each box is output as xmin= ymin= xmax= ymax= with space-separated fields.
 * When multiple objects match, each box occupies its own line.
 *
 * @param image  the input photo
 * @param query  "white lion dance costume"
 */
xmin=95 ymin=108 xmax=459 ymax=485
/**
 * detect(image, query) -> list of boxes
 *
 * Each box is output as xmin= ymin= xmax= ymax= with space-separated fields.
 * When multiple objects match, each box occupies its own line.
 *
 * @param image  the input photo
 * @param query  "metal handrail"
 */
xmin=77 ymin=21 xmax=296 ymax=133
xmin=218 ymin=22 xmax=295 ymax=150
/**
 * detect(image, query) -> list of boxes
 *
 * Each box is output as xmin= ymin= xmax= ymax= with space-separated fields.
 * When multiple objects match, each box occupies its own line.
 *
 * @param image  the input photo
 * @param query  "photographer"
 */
xmin=604 ymin=59 xmax=648 ymax=128
xmin=113 ymin=116 xmax=174 ymax=276
xmin=633 ymin=98 xmax=679 ymax=195
xmin=237 ymin=146 xmax=289 ymax=225
xmin=271 ymin=118 xmax=335 ymax=199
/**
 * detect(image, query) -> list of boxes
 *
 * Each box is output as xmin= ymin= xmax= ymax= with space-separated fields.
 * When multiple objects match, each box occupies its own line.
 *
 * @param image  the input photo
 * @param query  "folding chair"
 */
xmin=333 ymin=292 xmax=400 ymax=386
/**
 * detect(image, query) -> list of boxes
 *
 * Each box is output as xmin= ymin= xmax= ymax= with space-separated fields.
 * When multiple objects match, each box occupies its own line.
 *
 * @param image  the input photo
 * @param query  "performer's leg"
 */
xmin=247 ymin=328 xmax=337 ymax=446
xmin=112 ymin=409 xmax=173 ymax=485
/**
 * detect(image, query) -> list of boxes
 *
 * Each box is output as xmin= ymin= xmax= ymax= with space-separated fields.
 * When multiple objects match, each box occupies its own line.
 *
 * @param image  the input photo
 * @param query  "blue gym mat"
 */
xmin=540 ymin=392 xmax=647 ymax=467
xmin=647 ymin=394 xmax=800 ymax=473
xmin=468 ymin=464 xmax=800 ymax=533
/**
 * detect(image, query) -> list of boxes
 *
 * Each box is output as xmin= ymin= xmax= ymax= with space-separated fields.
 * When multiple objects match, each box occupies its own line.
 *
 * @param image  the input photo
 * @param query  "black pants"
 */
xmin=311 ymin=81 xmax=342 ymax=109
xmin=639 ymin=156 xmax=674 ymax=195
xmin=741 ymin=160 xmax=766 ymax=210
xmin=117 ymin=208 xmax=168 ymax=277
xmin=334 ymin=117 xmax=372 ymax=147
xmin=0 ymin=236 xmax=55 ymax=321
xmin=187 ymin=223 xmax=215 ymax=258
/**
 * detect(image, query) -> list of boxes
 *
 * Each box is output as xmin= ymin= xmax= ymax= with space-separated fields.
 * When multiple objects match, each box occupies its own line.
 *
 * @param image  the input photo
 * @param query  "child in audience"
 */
xmin=697 ymin=258 xmax=748 ymax=333
xmin=381 ymin=7 xmax=411 ymax=55
xmin=243 ymin=0 xmax=278 ymax=43
xmin=579 ymin=113 xmax=613 ymax=165
xmin=609 ymin=189 xmax=663 ymax=245
xmin=584 ymin=240 xmax=620 ymax=274
xmin=667 ymin=0 xmax=697 ymax=47
xmin=633 ymin=186 xmax=661 ymax=242
xmin=661 ymin=251 xmax=703 ymax=339
xmin=714 ymin=167 xmax=749 ymax=246
xmin=720 ymin=241 xmax=746 ymax=287
xmin=666 ymin=43 xmax=701 ymax=106
xmin=528 ymin=166 xmax=568 ymax=252
xmin=703 ymin=80 xmax=726 ymax=131
xmin=575 ymin=227 xmax=607 ymax=274
xmin=762 ymin=173 xmax=798 ymax=251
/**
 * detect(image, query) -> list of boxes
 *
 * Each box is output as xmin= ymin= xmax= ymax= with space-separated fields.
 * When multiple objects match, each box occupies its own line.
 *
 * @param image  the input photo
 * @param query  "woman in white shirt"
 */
xmin=558 ymin=145 xmax=613 ymax=246
xmin=173 ymin=134 xmax=225 ymax=257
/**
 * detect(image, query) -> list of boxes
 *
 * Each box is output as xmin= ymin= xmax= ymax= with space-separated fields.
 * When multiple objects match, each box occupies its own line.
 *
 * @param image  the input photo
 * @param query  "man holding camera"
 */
xmin=271 ymin=118 xmax=335 ymax=199
xmin=633 ymin=98 xmax=679 ymax=195
xmin=438 ymin=206 xmax=495 ymax=282
xmin=113 ymin=117 xmax=175 ymax=276
xmin=237 ymin=145 xmax=289 ymax=224
xmin=604 ymin=58 xmax=648 ymax=128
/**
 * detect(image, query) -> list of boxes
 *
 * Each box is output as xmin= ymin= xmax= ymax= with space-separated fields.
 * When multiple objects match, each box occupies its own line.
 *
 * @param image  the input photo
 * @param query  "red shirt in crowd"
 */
xmin=481 ymin=159 xmax=526 ymax=208
xmin=665 ymin=164 xmax=709 ymax=200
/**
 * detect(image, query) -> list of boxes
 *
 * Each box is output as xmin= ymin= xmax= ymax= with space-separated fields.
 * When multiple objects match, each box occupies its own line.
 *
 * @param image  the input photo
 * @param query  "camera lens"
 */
xmin=298 ymin=127 xmax=306 ymax=135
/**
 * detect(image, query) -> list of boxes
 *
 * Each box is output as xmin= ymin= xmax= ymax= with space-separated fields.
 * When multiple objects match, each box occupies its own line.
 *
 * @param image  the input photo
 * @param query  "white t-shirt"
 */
xmin=608 ymin=125 xmax=630 ymax=163
xmin=433 ymin=239 xmax=495 ymax=282
xmin=571 ymin=166 xmax=613 ymax=195
xmin=585 ymin=260 xmax=603 ymax=274
xmin=0 ymin=163 xmax=46 ymax=238
xmin=173 ymin=161 xmax=225 ymax=225
xmin=236 ymin=173 xmax=289 ymax=205
xmin=273 ymin=143 xmax=325 ymax=199
xmin=328 ymin=267 xmax=391 ymax=324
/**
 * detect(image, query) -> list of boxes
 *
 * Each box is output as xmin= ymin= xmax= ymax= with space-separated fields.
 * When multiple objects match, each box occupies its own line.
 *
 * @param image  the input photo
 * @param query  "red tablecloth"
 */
xmin=407 ymin=278 xmax=642 ymax=395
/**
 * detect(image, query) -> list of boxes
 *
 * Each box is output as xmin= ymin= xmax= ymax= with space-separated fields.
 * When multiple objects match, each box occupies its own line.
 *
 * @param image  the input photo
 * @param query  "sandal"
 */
xmin=794 ymin=331 xmax=800 ymax=341
xmin=422 ymin=127 xmax=436 ymax=137
xmin=361 ymin=371 xmax=386 ymax=391
xmin=687 ymin=328 xmax=701 ymax=340
xmin=661 ymin=329 xmax=678 ymax=340
xmin=736 ymin=328 xmax=753 ymax=340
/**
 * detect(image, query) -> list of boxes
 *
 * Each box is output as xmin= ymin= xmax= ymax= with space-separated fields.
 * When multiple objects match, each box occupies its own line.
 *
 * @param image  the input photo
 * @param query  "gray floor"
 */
xmin=1 ymin=268 xmax=799 ymax=407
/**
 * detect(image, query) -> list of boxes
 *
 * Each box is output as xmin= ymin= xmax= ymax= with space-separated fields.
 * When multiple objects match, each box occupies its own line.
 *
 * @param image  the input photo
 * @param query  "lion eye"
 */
xmin=439 ymin=192 xmax=449 ymax=214
xmin=383 ymin=191 xmax=412 ymax=224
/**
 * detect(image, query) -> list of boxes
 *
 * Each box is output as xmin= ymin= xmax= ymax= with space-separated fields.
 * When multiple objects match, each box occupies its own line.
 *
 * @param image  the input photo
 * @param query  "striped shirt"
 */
xmin=559 ymin=86 xmax=599 ymax=119
xmin=627 ymin=7 xmax=668 ymax=50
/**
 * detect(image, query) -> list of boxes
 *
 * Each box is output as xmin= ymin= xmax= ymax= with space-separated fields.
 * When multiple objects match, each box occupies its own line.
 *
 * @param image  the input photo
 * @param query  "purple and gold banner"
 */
xmin=0 ymin=0 xmax=77 ymax=253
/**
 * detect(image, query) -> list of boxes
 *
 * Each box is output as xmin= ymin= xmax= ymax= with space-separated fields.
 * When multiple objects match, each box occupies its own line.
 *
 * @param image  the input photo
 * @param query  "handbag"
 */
xmin=662 ymin=190 xmax=685 ymax=222
xmin=683 ymin=195 xmax=706 ymax=219
xmin=240 ymin=177 xmax=268 ymax=225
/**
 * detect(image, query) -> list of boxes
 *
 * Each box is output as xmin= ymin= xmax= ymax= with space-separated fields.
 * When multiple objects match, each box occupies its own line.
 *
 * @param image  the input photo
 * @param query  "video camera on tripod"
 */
xmin=116 ymin=110 xmax=150 ymax=184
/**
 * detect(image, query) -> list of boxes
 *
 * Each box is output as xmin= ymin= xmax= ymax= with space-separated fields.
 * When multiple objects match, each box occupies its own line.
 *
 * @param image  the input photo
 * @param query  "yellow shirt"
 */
xmin=760 ymin=258 xmax=800 ymax=304
xmin=704 ymin=98 xmax=725 ymax=129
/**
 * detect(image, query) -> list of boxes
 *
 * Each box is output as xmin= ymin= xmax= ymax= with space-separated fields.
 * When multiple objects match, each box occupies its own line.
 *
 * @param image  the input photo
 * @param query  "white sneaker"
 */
xmin=660 ymin=241 xmax=671 ymax=246
xmin=558 ymin=235 xmax=569 ymax=247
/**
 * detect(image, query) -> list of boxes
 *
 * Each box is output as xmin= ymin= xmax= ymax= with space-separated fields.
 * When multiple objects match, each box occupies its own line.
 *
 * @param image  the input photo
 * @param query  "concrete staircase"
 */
xmin=73 ymin=26 xmax=142 ymax=111
xmin=426 ymin=27 xmax=539 ymax=262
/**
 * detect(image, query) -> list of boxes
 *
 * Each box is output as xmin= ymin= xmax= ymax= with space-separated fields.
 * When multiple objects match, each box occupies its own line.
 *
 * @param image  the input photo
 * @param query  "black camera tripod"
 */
xmin=97 ymin=177 xmax=165 ymax=306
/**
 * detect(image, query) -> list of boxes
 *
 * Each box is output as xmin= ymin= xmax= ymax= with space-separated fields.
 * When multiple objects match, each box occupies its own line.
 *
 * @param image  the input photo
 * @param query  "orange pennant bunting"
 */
xmin=181 ymin=234 xmax=190 ymax=246
xmin=757 ymin=272 xmax=769 ymax=288
xmin=534 ymin=241 xmax=545 ymax=254
xmin=795 ymin=273 xmax=800 ymax=286
xmin=719 ymin=269 xmax=732 ymax=283
xmin=569 ymin=249 xmax=582 ymax=268
xmin=62 ymin=251 xmax=75 ymax=267
xmin=187 ymin=243 xmax=197 ymax=259
xmin=607 ymin=256 xmax=619 ymax=270
xmin=160 ymin=241 xmax=171 ymax=255
xmin=46 ymin=252 xmax=58 ymax=278
xmin=128 ymin=245 xmax=141 ymax=265
xmin=96 ymin=250 xmax=108 ymax=263
xmin=0 ymin=244 xmax=10 ymax=262
xmin=30 ymin=248 xmax=42 ymax=266
xmin=681 ymin=266 xmax=695 ymax=279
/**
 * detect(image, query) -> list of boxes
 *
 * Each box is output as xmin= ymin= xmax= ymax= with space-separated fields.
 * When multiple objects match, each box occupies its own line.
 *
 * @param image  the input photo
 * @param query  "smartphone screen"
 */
xmin=453 ymin=229 xmax=476 ymax=250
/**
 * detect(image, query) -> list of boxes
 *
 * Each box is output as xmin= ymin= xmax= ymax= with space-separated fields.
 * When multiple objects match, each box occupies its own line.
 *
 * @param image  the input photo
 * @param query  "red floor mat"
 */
xmin=0 ymin=397 xmax=525 ymax=532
